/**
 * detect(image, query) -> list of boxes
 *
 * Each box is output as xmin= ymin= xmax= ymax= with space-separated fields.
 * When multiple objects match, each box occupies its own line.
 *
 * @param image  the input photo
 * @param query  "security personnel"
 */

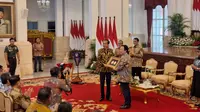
xmin=4 ymin=38 xmax=20 ymax=76
xmin=96 ymin=39 xmax=114 ymax=101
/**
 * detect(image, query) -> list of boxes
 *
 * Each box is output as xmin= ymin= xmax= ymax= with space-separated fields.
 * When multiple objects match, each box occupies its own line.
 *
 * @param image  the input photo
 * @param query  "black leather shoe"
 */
xmin=195 ymin=103 xmax=200 ymax=107
xmin=120 ymin=105 xmax=131 ymax=109
xmin=99 ymin=98 xmax=104 ymax=102
xmin=34 ymin=70 xmax=37 ymax=72
xmin=106 ymin=97 xmax=112 ymax=101
xmin=39 ymin=70 xmax=43 ymax=72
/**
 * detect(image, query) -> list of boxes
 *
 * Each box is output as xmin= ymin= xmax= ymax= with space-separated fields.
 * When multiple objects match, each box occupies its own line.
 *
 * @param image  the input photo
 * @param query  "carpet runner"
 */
xmin=21 ymin=76 xmax=198 ymax=112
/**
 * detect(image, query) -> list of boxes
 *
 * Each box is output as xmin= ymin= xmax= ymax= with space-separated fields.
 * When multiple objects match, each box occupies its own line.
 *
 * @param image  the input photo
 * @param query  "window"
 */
xmin=152 ymin=5 xmax=168 ymax=52
xmin=27 ymin=22 xmax=38 ymax=30
xmin=48 ymin=22 xmax=55 ymax=32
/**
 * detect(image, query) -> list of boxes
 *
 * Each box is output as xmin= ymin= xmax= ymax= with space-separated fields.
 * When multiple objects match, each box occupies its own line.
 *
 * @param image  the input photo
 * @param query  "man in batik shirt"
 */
xmin=96 ymin=39 xmax=114 ymax=101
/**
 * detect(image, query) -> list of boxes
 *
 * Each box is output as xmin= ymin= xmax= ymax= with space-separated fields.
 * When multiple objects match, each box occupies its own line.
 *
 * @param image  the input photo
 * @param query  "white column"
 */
xmin=122 ymin=0 xmax=129 ymax=38
xmin=88 ymin=0 xmax=98 ymax=38
xmin=55 ymin=0 xmax=63 ymax=37
xmin=64 ymin=0 xmax=69 ymax=36
xmin=15 ymin=0 xmax=27 ymax=41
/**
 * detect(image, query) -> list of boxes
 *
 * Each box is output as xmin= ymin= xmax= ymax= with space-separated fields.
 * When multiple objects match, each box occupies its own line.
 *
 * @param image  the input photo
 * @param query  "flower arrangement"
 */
xmin=191 ymin=32 xmax=200 ymax=46
xmin=168 ymin=37 xmax=195 ymax=46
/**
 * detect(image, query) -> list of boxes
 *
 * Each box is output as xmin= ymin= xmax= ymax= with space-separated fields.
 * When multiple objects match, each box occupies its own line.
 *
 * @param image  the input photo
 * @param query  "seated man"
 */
xmin=44 ymin=67 xmax=72 ymax=110
xmin=26 ymin=87 xmax=52 ymax=112
xmin=0 ymin=72 xmax=11 ymax=93
xmin=9 ymin=75 xmax=31 ymax=112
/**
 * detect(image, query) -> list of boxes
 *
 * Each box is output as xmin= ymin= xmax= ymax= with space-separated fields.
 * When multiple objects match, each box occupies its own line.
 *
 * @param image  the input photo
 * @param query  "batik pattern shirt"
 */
xmin=129 ymin=45 xmax=144 ymax=67
xmin=117 ymin=53 xmax=131 ymax=83
xmin=97 ymin=48 xmax=114 ymax=72
xmin=9 ymin=88 xmax=31 ymax=112
xmin=44 ymin=77 xmax=71 ymax=107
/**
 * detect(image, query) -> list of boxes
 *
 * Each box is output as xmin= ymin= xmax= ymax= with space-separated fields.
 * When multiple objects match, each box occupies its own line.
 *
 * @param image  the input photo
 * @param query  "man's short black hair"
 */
xmin=50 ymin=67 xmax=60 ymax=77
xmin=121 ymin=45 xmax=129 ymax=54
xmin=35 ymin=37 xmax=40 ymax=41
xmin=1 ymin=72 xmax=10 ymax=84
xmin=58 ymin=102 xmax=72 ymax=112
xmin=103 ymin=39 xmax=110 ymax=44
xmin=9 ymin=38 xmax=16 ymax=42
xmin=9 ymin=75 xmax=20 ymax=87
xmin=134 ymin=38 xmax=139 ymax=42
xmin=0 ymin=8 xmax=4 ymax=13
xmin=0 ymin=65 xmax=2 ymax=70
xmin=37 ymin=87 xmax=52 ymax=103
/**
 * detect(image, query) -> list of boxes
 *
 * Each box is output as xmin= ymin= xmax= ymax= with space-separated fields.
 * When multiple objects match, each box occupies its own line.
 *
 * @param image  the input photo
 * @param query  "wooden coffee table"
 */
xmin=131 ymin=84 xmax=160 ymax=104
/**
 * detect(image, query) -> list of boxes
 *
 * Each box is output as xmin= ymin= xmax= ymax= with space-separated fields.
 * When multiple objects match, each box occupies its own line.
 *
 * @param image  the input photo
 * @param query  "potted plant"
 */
xmin=168 ymin=13 xmax=189 ymax=37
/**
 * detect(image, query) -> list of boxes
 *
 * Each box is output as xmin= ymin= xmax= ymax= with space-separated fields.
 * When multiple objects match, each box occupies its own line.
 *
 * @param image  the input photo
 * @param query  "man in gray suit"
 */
xmin=0 ymin=7 xmax=10 ymax=34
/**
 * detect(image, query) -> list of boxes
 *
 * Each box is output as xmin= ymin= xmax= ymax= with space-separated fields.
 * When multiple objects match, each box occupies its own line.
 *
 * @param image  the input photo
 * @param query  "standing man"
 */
xmin=97 ymin=39 xmax=114 ymax=101
xmin=33 ymin=37 xmax=44 ymax=72
xmin=4 ymin=38 xmax=20 ymax=76
xmin=129 ymin=38 xmax=143 ymax=80
xmin=116 ymin=45 xmax=131 ymax=109
xmin=115 ymin=40 xmax=123 ymax=57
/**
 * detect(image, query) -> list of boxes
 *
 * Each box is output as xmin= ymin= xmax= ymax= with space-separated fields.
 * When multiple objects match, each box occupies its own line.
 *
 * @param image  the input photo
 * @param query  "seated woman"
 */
xmin=9 ymin=75 xmax=31 ymax=112
xmin=44 ymin=67 xmax=72 ymax=111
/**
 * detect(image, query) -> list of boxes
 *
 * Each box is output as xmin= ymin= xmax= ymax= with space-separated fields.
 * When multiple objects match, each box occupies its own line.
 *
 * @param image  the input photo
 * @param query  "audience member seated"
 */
xmin=57 ymin=102 xmax=72 ymax=112
xmin=9 ymin=75 xmax=31 ymax=112
xmin=26 ymin=87 xmax=52 ymax=112
xmin=0 ymin=72 xmax=11 ymax=93
xmin=44 ymin=67 xmax=72 ymax=111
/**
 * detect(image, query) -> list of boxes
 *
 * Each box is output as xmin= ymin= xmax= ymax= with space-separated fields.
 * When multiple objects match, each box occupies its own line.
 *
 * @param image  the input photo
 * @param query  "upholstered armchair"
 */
xmin=0 ymin=91 xmax=6 ymax=111
xmin=141 ymin=58 xmax=158 ymax=79
xmin=151 ymin=61 xmax=178 ymax=90
xmin=171 ymin=65 xmax=193 ymax=97
xmin=5 ymin=95 xmax=13 ymax=112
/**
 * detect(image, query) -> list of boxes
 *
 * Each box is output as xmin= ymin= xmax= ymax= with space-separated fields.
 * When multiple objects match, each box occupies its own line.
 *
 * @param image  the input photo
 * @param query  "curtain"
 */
xmin=145 ymin=0 xmax=167 ymax=47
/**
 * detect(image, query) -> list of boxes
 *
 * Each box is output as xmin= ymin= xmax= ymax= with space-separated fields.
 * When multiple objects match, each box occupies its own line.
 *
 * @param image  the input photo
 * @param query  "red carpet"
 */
xmin=21 ymin=83 xmax=198 ymax=112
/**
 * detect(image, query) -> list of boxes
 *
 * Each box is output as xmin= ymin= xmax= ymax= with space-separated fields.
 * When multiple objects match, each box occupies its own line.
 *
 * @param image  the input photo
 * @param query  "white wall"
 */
xmin=27 ymin=0 xmax=55 ymax=32
xmin=131 ymin=0 xmax=148 ymax=43
xmin=0 ymin=0 xmax=13 ymax=2
xmin=27 ymin=0 xmax=83 ymax=34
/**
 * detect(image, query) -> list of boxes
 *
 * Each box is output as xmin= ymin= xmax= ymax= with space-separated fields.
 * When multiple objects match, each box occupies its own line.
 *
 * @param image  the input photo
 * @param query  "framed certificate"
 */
xmin=104 ymin=57 xmax=120 ymax=70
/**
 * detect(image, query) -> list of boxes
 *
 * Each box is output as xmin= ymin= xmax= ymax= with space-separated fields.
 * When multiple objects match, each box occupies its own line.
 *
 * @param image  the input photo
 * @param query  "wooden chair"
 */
xmin=141 ymin=58 xmax=158 ymax=79
xmin=171 ymin=65 xmax=193 ymax=98
xmin=5 ymin=95 xmax=13 ymax=112
xmin=151 ymin=61 xmax=178 ymax=90
xmin=0 ymin=91 xmax=6 ymax=111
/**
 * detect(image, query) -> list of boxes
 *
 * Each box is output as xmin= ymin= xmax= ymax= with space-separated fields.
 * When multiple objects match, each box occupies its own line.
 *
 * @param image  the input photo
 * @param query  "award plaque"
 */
xmin=104 ymin=57 xmax=120 ymax=70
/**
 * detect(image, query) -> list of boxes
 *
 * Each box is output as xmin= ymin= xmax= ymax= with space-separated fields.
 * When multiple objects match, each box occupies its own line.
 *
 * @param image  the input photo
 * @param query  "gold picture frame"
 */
xmin=104 ymin=57 xmax=120 ymax=70
xmin=0 ymin=2 xmax=15 ymax=38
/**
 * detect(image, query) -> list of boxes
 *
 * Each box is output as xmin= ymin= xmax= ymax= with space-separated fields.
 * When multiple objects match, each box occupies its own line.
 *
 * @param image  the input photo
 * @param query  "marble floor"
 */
xmin=22 ymin=59 xmax=90 ymax=79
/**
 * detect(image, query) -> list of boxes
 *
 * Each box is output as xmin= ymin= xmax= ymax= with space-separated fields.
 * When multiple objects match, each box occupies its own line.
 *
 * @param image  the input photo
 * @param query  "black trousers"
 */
xmin=120 ymin=82 xmax=131 ymax=105
xmin=7 ymin=57 xmax=17 ymax=76
xmin=34 ymin=56 xmax=42 ymax=71
xmin=132 ymin=67 xmax=142 ymax=79
xmin=100 ymin=72 xmax=111 ymax=99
